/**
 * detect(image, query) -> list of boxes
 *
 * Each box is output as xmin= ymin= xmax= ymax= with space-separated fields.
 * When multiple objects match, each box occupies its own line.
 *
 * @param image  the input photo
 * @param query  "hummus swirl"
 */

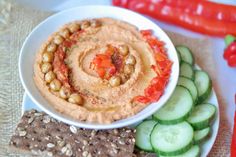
xmin=34 ymin=18 xmax=171 ymax=124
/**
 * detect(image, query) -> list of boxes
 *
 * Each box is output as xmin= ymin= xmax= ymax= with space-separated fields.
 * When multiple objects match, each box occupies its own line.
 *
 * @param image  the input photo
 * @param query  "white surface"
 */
xmin=17 ymin=0 xmax=236 ymax=130
xmin=18 ymin=1 xmax=222 ymax=156
xmin=19 ymin=6 xmax=179 ymax=129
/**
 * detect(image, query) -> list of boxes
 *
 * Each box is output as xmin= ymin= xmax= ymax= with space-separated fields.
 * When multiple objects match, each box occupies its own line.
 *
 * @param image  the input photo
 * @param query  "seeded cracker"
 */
xmin=9 ymin=109 xmax=137 ymax=157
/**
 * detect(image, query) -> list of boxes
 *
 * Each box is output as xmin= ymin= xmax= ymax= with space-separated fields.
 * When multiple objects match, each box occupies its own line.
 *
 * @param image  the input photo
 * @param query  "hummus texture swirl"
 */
xmin=34 ymin=18 xmax=171 ymax=124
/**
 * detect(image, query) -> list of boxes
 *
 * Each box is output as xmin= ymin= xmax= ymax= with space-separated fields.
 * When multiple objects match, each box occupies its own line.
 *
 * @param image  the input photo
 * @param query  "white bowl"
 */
xmin=19 ymin=6 xmax=179 ymax=129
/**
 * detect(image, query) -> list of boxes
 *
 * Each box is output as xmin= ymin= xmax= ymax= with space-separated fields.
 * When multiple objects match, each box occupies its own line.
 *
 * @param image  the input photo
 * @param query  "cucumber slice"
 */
xmin=194 ymin=127 xmax=211 ymax=144
xmin=159 ymin=145 xmax=200 ymax=157
xmin=178 ymin=76 xmax=198 ymax=105
xmin=150 ymin=121 xmax=194 ymax=156
xmin=153 ymin=86 xmax=193 ymax=124
xmin=187 ymin=103 xmax=216 ymax=130
xmin=194 ymin=70 xmax=212 ymax=103
xmin=180 ymin=62 xmax=194 ymax=80
xmin=176 ymin=45 xmax=194 ymax=65
xmin=135 ymin=120 xmax=157 ymax=151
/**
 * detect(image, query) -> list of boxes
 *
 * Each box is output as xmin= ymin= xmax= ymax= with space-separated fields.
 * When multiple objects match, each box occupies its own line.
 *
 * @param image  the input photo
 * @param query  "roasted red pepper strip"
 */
xmin=133 ymin=96 xmax=151 ymax=104
xmin=133 ymin=30 xmax=172 ymax=104
xmin=90 ymin=46 xmax=122 ymax=79
xmin=113 ymin=0 xmax=236 ymax=37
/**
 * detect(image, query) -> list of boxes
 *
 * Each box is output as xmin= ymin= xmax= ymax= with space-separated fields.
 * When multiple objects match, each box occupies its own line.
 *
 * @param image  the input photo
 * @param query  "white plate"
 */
xmin=19 ymin=6 xmax=179 ymax=129
xmin=22 ymin=84 xmax=219 ymax=157
xmin=18 ymin=5 xmax=219 ymax=156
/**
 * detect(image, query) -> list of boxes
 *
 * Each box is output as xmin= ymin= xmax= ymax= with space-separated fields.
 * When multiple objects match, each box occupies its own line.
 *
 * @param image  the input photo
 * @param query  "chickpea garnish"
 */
xmin=41 ymin=63 xmax=52 ymax=74
xmin=120 ymin=74 xmax=129 ymax=84
xmin=45 ymin=71 xmax=56 ymax=83
xmin=49 ymin=79 xmax=61 ymax=91
xmin=118 ymin=45 xmax=129 ymax=56
xmin=81 ymin=21 xmax=90 ymax=29
xmin=59 ymin=87 xmax=71 ymax=99
xmin=124 ymin=64 xmax=134 ymax=75
xmin=68 ymin=23 xmax=80 ymax=33
xmin=68 ymin=93 xmax=83 ymax=105
xmin=109 ymin=76 xmax=121 ymax=87
xmin=53 ymin=35 xmax=64 ymax=45
xmin=46 ymin=43 xmax=57 ymax=53
xmin=91 ymin=20 xmax=102 ymax=28
xmin=42 ymin=52 xmax=54 ymax=63
xmin=60 ymin=28 xmax=70 ymax=38
xmin=125 ymin=55 xmax=136 ymax=65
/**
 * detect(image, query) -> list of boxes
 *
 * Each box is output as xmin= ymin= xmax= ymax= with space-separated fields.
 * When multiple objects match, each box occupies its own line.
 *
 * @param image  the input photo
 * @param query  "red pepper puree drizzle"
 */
xmin=52 ymin=30 xmax=83 ymax=92
xmin=133 ymin=30 xmax=172 ymax=104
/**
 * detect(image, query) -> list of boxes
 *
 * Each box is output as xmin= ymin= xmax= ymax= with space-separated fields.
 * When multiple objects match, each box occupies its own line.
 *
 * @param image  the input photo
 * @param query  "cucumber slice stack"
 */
xmin=176 ymin=45 xmax=212 ymax=103
xmin=134 ymin=45 xmax=217 ymax=157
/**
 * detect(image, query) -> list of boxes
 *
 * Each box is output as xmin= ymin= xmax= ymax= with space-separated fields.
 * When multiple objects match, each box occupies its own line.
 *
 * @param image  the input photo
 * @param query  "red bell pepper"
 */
xmin=228 ymin=55 xmax=236 ymax=67
xmin=112 ymin=0 xmax=129 ymax=8
xmin=128 ymin=0 xmax=236 ymax=37
xmin=152 ymin=0 xmax=236 ymax=22
xmin=223 ymin=37 xmax=236 ymax=67
xmin=231 ymin=109 xmax=236 ymax=156
xmin=113 ymin=0 xmax=236 ymax=37
xmin=224 ymin=42 xmax=236 ymax=60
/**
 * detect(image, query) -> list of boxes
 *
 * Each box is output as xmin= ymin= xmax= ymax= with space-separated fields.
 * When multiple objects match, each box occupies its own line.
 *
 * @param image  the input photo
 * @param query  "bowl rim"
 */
xmin=19 ymin=5 xmax=179 ymax=129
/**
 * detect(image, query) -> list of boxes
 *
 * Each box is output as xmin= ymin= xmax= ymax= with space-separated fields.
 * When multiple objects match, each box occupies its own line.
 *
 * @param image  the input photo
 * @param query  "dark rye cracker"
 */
xmin=9 ymin=109 xmax=136 ymax=157
xmin=133 ymin=148 xmax=156 ymax=157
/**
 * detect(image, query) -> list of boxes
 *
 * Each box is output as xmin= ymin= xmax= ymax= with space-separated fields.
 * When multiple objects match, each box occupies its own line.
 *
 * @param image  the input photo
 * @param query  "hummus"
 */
xmin=34 ymin=18 xmax=172 ymax=124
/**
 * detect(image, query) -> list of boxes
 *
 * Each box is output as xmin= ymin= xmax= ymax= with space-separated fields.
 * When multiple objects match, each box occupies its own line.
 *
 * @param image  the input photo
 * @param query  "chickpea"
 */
xmin=120 ymin=74 xmax=129 ymax=84
xmin=81 ymin=21 xmax=90 ymax=29
xmin=68 ymin=23 xmax=80 ymax=33
xmin=45 ymin=71 xmax=56 ymax=83
xmin=68 ymin=93 xmax=83 ymax=105
xmin=90 ymin=20 xmax=102 ymax=28
xmin=125 ymin=55 xmax=136 ymax=65
xmin=124 ymin=64 xmax=134 ymax=75
xmin=53 ymin=35 xmax=64 ymax=45
xmin=49 ymin=79 xmax=61 ymax=91
xmin=118 ymin=45 xmax=129 ymax=56
xmin=60 ymin=28 xmax=70 ymax=38
xmin=46 ymin=43 xmax=57 ymax=53
xmin=109 ymin=76 xmax=121 ymax=87
xmin=42 ymin=52 xmax=54 ymax=63
xmin=59 ymin=87 xmax=71 ymax=99
xmin=41 ymin=63 xmax=52 ymax=74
